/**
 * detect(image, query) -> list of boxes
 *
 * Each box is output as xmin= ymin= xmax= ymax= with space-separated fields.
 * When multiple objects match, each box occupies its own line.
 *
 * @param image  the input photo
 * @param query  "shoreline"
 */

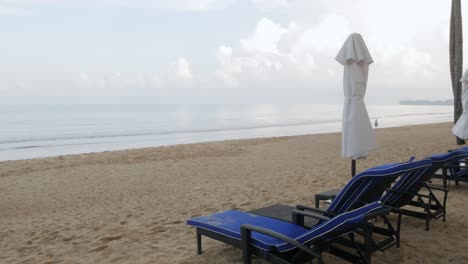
xmin=0 ymin=121 xmax=454 ymax=163
xmin=2 ymin=122 xmax=468 ymax=263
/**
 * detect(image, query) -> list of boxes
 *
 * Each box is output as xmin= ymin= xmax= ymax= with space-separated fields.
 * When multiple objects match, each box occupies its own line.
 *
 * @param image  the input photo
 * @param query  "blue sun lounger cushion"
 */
xmin=379 ymin=159 xmax=433 ymax=205
xmin=187 ymin=202 xmax=382 ymax=253
xmin=445 ymin=149 xmax=468 ymax=177
xmin=380 ymin=152 xmax=467 ymax=206
xmin=327 ymin=159 xmax=432 ymax=215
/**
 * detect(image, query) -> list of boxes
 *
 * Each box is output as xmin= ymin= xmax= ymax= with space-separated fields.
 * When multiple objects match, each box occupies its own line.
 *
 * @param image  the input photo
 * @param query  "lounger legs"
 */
xmin=348 ymin=232 xmax=371 ymax=264
xmin=425 ymin=205 xmax=430 ymax=231
xmin=240 ymin=228 xmax=252 ymax=264
xmin=396 ymin=212 xmax=402 ymax=248
xmin=363 ymin=228 xmax=373 ymax=264
xmin=443 ymin=191 xmax=448 ymax=222
xmin=196 ymin=230 xmax=202 ymax=255
xmin=443 ymin=167 xmax=448 ymax=190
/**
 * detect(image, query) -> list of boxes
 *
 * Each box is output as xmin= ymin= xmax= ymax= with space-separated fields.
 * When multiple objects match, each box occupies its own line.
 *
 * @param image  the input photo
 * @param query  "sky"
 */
xmin=1 ymin=0 xmax=468 ymax=104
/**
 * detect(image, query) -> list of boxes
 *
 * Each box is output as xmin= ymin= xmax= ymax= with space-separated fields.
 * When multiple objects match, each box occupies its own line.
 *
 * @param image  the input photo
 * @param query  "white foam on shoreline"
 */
xmin=0 ymin=104 xmax=453 ymax=161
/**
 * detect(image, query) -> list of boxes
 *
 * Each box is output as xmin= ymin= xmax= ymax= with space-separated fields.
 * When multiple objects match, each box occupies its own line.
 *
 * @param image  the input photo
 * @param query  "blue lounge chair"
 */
xmin=296 ymin=159 xmax=432 ymax=249
xmin=251 ymin=159 xmax=432 ymax=252
xmin=188 ymin=202 xmax=387 ymax=264
xmin=187 ymin=159 xmax=432 ymax=263
xmin=381 ymin=151 xmax=468 ymax=231
xmin=317 ymin=159 xmax=432 ymax=216
xmin=439 ymin=148 xmax=468 ymax=187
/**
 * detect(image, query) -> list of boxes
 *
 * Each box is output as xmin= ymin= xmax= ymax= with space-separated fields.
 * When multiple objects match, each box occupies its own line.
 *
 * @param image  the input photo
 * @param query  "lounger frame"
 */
xmin=383 ymin=152 xmax=468 ymax=231
xmin=194 ymin=208 xmax=390 ymax=264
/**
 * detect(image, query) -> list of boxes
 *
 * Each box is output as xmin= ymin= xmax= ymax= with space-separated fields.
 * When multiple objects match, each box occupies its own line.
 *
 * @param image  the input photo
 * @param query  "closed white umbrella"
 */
xmin=336 ymin=33 xmax=376 ymax=176
xmin=453 ymin=69 xmax=468 ymax=139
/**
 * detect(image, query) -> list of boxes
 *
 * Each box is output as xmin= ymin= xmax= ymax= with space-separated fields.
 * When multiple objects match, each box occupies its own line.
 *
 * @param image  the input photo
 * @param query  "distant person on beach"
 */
xmin=374 ymin=119 xmax=378 ymax=128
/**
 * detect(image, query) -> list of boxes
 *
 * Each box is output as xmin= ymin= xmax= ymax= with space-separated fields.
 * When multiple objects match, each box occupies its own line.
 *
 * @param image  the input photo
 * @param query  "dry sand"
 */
xmin=1 ymin=122 xmax=468 ymax=263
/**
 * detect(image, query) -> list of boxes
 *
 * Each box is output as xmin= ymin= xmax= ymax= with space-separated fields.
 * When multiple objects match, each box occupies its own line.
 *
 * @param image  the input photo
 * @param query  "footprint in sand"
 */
xmin=239 ymin=201 xmax=253 ymax=207
xmin=190 ymin=213 xmax=202 ymax=218
xmin=99 ymin=235 xmax=122 ymax=242
xmin=149 ymin=226 xmax=165 ymax=234
xmin=62 ymin=235 xmax=75 ymax=242
xmin=89 ymin=245 xmax=109 ymax=252
xmin=166 ymin=220 xmax=183 ymax=225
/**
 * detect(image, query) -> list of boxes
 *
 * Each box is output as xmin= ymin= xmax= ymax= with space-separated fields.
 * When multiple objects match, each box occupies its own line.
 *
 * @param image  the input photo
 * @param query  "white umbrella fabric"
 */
xmin=453 ymin=69 xmax=468 ymax=139
xmin=336 ymin=33 xmax=376 ymax=175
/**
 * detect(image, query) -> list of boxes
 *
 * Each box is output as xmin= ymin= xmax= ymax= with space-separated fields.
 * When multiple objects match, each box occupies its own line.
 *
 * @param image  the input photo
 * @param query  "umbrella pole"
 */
xmin=351 ymin=159 xmax=356 ymax=177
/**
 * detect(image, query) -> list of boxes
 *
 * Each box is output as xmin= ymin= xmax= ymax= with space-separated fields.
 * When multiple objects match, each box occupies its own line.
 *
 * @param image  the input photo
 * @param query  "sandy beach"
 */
xmin=1 ymin=122 xmax=468 ymax=263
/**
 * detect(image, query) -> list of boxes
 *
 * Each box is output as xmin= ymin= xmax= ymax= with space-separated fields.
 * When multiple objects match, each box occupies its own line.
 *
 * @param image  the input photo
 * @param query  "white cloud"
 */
xmin=240 ymin=18 xmax=286 ymax=55
xmin=216 ymin=15 xmax=350 ymax=86
xmin=216 ymin=18 xmax=289 ymax=86
xmin=174 ymin=57 xmax=193 ymax=80
xmin=214 ymin=3 xmax=454 ymax=102
xmin=297 ymin=14 xmax=350 ymax=52
xmin=1 ymin=0 xmax=463 ymax=103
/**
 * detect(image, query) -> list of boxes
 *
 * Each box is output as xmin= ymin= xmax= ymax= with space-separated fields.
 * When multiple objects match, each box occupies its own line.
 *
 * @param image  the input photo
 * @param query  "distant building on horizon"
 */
xmin=399 ymin=99 xmax=454 ymax=106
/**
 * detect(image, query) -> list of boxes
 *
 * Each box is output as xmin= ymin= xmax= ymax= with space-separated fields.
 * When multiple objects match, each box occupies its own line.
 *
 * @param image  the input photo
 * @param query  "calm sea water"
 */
xmin=0 ymin=104 xmax=453 ymax=161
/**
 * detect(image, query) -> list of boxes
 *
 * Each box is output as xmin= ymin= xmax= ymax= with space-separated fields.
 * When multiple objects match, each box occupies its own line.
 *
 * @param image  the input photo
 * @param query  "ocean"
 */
xmin=0 ymin=104 xmax=453 ymax=161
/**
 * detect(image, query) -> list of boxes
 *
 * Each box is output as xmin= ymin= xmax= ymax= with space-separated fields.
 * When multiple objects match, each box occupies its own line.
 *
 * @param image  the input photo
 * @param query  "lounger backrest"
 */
xmin=456 ymin=146 xmax=468 ymax=152
xmin=432 ymin=150 xmax=468 ymax=176
xmin=382 ymin=152 xmax=468 ymax=208
xmin=380 ymin=159 xmax=433 ymax=206
xmin=445 ymin=149 xmax=468 ymax=177
xmin=328 ymin=159 xmax=433 ymax=215
xmin=277 ymin=202 xmax=383 ymax=252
